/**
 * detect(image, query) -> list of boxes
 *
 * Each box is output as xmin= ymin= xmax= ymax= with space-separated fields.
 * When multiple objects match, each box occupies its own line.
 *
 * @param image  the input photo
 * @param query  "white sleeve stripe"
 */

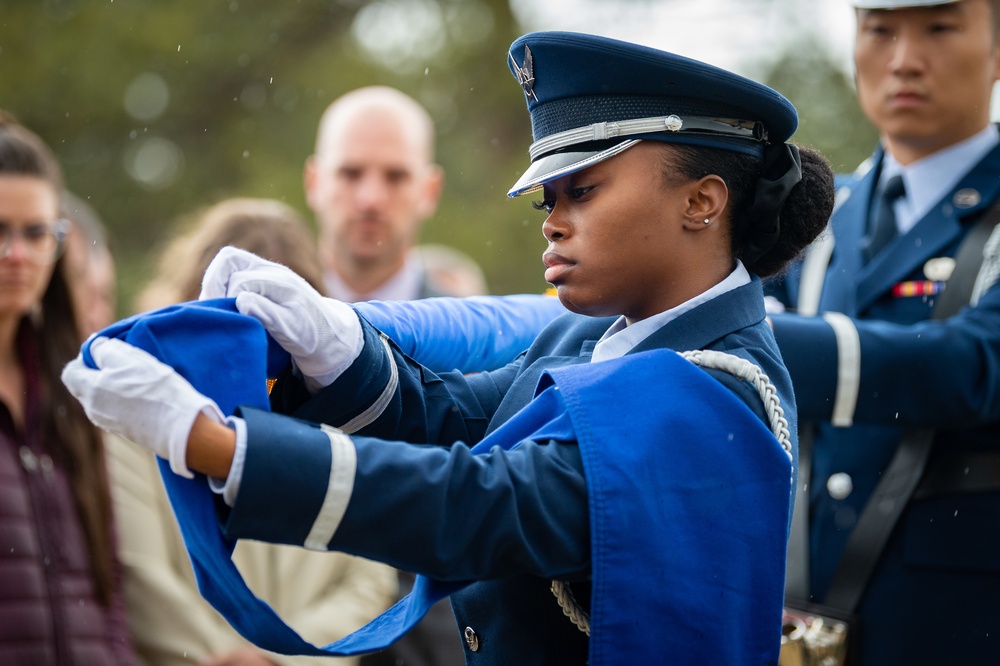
xmin=822 ymin=311 xmax=861 ymax=427
xmin=339 ymin=333 xmax=398 ymax=435
xmin=797 ymin=229 xmax=834 ymax=317
xmin=303 ymin=426 xmax=357 ymax=551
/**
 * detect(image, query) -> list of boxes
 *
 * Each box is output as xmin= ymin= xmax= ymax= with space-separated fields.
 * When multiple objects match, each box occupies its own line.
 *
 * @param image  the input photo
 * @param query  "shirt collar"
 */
xmin=882 ymin=124 xmax=999 ymax=234
xmin=591 ymin=261 xmax=751 ymax=364
xmin=323 ymin=251 xmax=424 ymax=302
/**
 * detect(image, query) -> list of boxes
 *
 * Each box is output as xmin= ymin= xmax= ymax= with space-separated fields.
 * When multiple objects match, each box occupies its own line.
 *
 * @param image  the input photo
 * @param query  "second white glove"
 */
xmin=61 ymin=337 xmax=225 ymax=478
xmin=200 ymin=247 xmax=363 ymax=391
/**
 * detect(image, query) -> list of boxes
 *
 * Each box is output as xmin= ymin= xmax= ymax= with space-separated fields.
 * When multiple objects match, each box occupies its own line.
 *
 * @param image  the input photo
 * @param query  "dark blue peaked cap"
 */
xmin=506 ymin=32 xmax=798 ymax=197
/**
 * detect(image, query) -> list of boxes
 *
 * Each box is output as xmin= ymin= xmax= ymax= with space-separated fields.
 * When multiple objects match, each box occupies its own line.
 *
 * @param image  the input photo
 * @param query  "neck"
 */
xmin=884 ymin=123 xmax=992 ymax=166
xmin=323 ymin=249 xmax=407 ymax=298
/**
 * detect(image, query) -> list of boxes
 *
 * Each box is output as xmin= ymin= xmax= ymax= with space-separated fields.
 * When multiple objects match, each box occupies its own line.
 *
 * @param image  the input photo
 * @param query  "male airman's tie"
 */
xmin=866 ymin=174 xmax=906 ymax=261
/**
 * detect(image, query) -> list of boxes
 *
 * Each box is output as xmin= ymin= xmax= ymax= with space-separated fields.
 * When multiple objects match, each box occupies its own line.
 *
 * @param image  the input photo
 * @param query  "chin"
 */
xmin=554 ymin=288 xmax=617 ymax=319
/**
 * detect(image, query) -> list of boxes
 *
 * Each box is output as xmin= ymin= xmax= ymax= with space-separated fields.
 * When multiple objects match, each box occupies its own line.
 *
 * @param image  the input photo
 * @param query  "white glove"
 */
xmin=61 ymin=337 xmax=225 ymax=479
xmin=200 ymin=246 xmax=363 ymax=392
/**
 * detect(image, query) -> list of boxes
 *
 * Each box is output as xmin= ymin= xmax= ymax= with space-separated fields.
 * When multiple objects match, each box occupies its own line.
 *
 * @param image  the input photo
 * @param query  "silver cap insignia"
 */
xmin=510 ymin=45 xmax=537 ymax=102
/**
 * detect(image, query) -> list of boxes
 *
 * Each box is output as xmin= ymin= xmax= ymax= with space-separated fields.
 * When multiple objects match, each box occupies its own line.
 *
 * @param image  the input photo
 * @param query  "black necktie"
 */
xmin=866 ymin=174 xmax=906 ymax=261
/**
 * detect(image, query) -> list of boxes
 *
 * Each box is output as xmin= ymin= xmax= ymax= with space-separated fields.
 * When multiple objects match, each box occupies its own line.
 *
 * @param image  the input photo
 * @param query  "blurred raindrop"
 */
xmin=240 ymin=83 xmax=267 ymax=109
xmin=123 ymin=73 xmax=170 ymax=122
xmin=123 ymin=137 xmax=184 ymax=190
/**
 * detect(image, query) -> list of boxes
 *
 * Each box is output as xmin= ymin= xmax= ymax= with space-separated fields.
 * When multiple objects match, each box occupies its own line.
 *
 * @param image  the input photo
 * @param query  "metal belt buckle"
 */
xmin=779 ymin=603 xmax=852 ymax=666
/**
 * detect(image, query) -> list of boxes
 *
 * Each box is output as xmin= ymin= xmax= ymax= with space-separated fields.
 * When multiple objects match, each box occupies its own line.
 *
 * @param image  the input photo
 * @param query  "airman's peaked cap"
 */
xmin=506 ymin=31 xmax=799 ymax=197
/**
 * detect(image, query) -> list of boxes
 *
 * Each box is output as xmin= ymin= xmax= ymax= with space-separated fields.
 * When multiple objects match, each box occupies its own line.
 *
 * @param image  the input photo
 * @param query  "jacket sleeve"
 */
xmin=352 ymin=294 xmax=564 ymax=374
xmin=270 ymin=314 xmax=523 ymax=449
xmin=222 ymin=385 xmax=590 ymax=583
xmin=770 ymin=282 xmax=1000 ymax=428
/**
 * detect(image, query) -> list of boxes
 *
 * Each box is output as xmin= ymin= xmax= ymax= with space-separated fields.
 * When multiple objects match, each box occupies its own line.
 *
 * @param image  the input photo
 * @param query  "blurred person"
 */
xmin=765 ymin=0 xmax=1000 ymax=663
xmin=108 ymin=197 xmax=397 ymax=666
xmin=63 ymin=32 xmax=836 ymax=664
xmin=0 ymin=112 xmax=136 ymax=663
xmin=414 ymin=243 xmax=487 ymax=299
xmin=306 ymin=85 xmax=480 ymax=666
xmin=306 ymin=85 xmax=486 ymax=302
xmin=61 ymin=190 xmax=117 ymax=337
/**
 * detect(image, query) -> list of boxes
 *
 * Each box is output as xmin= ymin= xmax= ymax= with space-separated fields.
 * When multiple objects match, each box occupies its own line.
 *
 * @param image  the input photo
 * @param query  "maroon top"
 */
xmin=0 ymin=320 xmax=135 ymax=665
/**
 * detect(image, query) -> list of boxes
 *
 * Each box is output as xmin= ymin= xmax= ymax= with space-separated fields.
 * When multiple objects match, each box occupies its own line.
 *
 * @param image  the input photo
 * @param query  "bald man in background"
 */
xmin=306 ymin=86 xmax=485 ymax=302
xmin=305 ymin=86 xmax=470 ymax=666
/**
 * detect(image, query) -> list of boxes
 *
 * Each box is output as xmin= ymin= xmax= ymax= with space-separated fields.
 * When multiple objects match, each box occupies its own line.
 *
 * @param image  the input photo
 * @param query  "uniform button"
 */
xmin=464 ymin=626 xmax=480 ymax=652
xmin=827 ymin=473 xmax=853 ymax=500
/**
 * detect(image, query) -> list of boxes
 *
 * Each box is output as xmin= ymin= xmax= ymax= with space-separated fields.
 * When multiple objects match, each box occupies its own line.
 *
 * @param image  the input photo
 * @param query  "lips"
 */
xmin=887 ymin=88 xmax=927 ymax=109
xmin=542 ymin=251 xmax=573 ymax=284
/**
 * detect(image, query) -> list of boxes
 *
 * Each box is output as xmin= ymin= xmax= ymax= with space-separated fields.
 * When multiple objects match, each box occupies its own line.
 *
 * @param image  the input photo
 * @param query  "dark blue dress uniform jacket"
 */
xmin=221 ymin=276 xmax=797 ymax=665
xmin=767 ymin=139 xmax=1000 ymax=665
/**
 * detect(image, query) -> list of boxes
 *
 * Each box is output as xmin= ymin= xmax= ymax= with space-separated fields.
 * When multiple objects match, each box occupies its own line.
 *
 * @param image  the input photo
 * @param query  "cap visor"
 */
xmin=507 ymin=139 xmax=641 ymax=198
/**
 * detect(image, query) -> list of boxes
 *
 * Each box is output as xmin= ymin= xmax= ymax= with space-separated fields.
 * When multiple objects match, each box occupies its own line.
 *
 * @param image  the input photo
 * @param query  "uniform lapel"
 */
xmin=630 ymin=277 xmax=766 ymax=355
xmin=819 ymin=155 xmax=880 ymax=315
xmin=855 ymin=142 xmax=1000 ymax=313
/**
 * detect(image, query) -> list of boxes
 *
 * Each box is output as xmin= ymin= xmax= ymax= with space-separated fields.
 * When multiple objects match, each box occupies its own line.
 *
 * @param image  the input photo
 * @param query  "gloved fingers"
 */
xmin=233 ymin=291 xmax=297 ymax=344
xmin=199 ymin=246 xmax=271 ymax=300
xmin=61 ymin=352 xmax=97 ymax=403
xmin=88 ymin=338 xmax=178 ymax=390
xmin=225 ymin=264 xmax=316 ymax=303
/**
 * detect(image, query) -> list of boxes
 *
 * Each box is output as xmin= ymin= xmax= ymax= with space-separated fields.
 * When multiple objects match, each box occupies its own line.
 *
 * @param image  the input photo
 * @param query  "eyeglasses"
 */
xmin=0 ymin=219 xmax=70 ymax=264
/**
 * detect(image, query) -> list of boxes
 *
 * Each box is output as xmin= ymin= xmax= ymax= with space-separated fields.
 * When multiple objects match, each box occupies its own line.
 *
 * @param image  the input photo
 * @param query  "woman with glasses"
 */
xmin=0 ymin=112 xmax=136 ymax=665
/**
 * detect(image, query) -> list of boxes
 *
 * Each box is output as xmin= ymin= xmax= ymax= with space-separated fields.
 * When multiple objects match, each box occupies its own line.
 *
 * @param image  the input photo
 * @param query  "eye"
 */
xmin=532 ymin=199 xmax=555 ymax=214
xmin=338 ymin=166 xmax=362 ymax=182
xmin=568 ymin=186 xmax=594 ymax=201
xmin=859 ymin=14 xmax=893 ymax=38
xmin=928 ymin=20 xmax=960 ymax=34
xmin=24 ymin=225 xmax=50 ymax=242
xmin=385 ymin=169 xmax=411 ymax=186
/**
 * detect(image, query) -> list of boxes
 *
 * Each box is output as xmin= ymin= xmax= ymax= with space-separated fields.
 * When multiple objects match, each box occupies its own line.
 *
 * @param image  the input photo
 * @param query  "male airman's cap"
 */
xmin=505 ymin=31 xmax=799 ymax=197
xmin=852 ymin=0 xmax=958 ymax=7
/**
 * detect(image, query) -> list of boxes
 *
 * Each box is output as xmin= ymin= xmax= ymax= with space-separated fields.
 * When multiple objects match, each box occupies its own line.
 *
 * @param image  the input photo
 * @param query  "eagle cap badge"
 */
xmin=510 ymin=45 xmax=537 ymax=102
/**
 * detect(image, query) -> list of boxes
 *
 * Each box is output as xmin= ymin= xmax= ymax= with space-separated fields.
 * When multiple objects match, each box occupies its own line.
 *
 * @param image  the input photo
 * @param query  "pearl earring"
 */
xmin=703 ymin=218 xmax=711 ymax=225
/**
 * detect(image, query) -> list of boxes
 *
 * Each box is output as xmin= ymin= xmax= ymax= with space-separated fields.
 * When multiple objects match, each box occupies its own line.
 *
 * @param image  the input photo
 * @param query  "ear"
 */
xmin=680 ymin=174 xmax=728 ymax=231
xmin=303 ymin=155 xmax=320 ymax=212
xmin=416 ymin=163 xmax=445 ymax=220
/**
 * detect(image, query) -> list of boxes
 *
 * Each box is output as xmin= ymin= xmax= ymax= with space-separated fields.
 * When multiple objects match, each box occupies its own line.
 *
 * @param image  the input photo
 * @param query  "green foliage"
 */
xmin=761 ymin=39 xmax=879 ymax=174
xmin=1 ymin=2 xmax=877 ymax=314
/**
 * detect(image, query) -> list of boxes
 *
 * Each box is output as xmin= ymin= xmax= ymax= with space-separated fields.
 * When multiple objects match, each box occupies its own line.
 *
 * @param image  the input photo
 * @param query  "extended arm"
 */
xmin=771 ymin=283 xmax=1000 ymax=427
xmin=223 ymin=386 xmax=589 ymax=582
xmin=354 ymin=294 xmax=564 ymax=374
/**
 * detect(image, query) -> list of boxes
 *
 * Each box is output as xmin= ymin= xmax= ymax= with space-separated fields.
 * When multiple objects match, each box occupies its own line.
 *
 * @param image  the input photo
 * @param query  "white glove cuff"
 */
xmin=302 ymin=303 xmax=365 ymax=393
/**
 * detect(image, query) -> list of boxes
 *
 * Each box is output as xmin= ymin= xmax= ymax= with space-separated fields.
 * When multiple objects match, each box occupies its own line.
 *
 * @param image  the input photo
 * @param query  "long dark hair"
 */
xmin=0 ymin=111 xmax=115 ymax=606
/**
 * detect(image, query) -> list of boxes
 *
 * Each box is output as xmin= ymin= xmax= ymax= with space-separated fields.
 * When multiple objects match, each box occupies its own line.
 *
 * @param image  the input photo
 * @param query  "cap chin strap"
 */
xmin=528 ymin=114 xmax=765 ymax=161
xmin=742 ymin=143 xmax=802 ymax=266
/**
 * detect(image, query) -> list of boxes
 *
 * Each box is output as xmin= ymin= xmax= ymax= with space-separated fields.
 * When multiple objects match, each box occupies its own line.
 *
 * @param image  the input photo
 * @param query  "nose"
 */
xmin=887 ymin=30 xmax=925 ymax=76
xmin=1 ymin=232 xmax=29 ymax=261
xmin=355 ymin=173 xmax=389 ymax=210
xmin=542 ymin=213 xmax=567 ymax=242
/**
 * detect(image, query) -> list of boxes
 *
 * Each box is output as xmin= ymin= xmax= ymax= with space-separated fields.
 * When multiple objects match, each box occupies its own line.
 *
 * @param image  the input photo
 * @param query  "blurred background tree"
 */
xmin=0 ymin=0 xmax=876 ymax=313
